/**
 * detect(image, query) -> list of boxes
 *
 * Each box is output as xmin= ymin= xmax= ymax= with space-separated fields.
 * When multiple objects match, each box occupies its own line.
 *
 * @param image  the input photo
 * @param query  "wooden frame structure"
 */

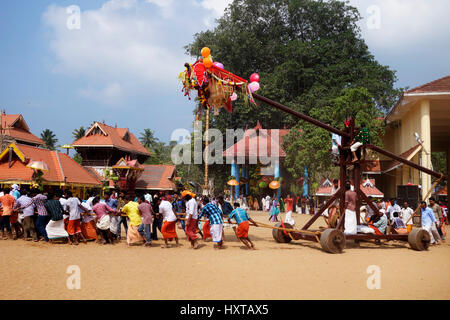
xmin=252 ymin=93 xmax=447 ymax=253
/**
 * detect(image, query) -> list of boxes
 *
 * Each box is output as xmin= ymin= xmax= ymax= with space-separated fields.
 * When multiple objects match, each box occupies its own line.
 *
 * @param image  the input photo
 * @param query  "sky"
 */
xmin=1 ymin=0 xmax=449 ymax=154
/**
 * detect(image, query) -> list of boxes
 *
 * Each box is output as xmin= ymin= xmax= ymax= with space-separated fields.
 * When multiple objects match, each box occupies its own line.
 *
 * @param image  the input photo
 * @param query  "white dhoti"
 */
xmin=284 ymin=211 xmax=295 ymax=226
xmin=357 ymin=225 xmax=375 ymax=234
xmin=109 ymin=216 xmax=119 ymax=235
xmin=46 ymin=219 xmax=69 ymax=239
xmin=96 ymin=215 xmax=111 ymax=231
xmin=210 ymin=223 xmax=223 ymax=243
xmin=344 ymin=209 xmax=357 ymax=235
xmin=423 ymin=225 xmax=440 ymax=244
xmin=350 ymin=142 xmax=363 ymax=152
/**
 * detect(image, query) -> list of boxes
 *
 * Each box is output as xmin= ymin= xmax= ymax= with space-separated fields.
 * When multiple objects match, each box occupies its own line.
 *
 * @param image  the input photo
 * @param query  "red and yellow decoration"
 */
xmin=179 ymin=47 xmax=260 ymax=116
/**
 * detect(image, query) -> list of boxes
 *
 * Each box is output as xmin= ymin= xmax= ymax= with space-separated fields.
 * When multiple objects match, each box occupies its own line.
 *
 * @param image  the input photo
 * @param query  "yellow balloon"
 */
xmin=203 ymin=56 xmax=213 ymax=68
xmin=201 ymin=47 xmax=211 ymax=58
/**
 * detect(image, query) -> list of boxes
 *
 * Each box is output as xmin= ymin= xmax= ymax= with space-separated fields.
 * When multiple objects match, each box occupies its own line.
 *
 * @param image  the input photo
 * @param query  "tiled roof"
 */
xmin=223 ymin=127 xmax=290 ymax=158
xmin=0 ymin=143 xmax=101 ymax=186
xmin=363 ymin=144 xmax=422 ymax=174
xmin=315 ymin=179 xmax=384 ymax=198
xmin=73 ymin=122 xmax=151 ymax=156
xmin=406 ymin=75 xmax=450 ymax=94
xmin=434 ymin=185 xmax=447 ymax=196
xmin=0 ymin=113 xmax=44 ymax=146
xmin=135 ymin=165 xmax=177 ymax=191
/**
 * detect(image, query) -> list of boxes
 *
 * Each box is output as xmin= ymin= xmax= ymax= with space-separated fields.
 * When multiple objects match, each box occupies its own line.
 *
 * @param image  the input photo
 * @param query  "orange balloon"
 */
xmin=203 ymin=56 xmax=213 ymax=68
xmin=201 ymin=47 xmax=211 ymax=58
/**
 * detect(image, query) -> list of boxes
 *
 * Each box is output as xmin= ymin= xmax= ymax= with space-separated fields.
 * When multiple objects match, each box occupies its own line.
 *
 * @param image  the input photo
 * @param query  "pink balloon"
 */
xmin=230 ymin=92 xmax=238 ymax=101
xmin=248 ymin=81 xmax=260 ymax=93
xmin=213 ymin=62 xmax=224 ymax=69
xmin=250 ymin=73 xmax=260 ymax=83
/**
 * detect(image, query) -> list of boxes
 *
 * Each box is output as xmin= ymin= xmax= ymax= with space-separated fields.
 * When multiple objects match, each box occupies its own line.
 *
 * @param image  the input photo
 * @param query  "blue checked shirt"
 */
xmin=199 ymin=203 xmax=223 ymax=225
xmin=229 ymin=207 xmax=249 ymax=225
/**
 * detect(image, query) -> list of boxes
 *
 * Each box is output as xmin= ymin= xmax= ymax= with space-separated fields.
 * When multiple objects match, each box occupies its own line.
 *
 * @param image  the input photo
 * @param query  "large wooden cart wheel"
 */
xmin=408 ymin=228 xmax=430 ymax=251
xmin=320 ymin=229 xmax=346 ymax=254
xmin=272 ymin=222 xmax=293 ymax=243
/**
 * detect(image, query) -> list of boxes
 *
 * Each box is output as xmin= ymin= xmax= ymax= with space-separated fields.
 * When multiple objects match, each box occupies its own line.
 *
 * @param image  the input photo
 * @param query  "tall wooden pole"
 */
xmin=204 ymin=107 xmax=210 ymax=194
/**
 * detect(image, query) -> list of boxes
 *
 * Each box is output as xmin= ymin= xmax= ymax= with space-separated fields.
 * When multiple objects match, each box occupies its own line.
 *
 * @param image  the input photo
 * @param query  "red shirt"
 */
xmin=285 ymin=198 xmax=294 ymax=212
xmin=0 ymin=194 xmax=15 ymax=216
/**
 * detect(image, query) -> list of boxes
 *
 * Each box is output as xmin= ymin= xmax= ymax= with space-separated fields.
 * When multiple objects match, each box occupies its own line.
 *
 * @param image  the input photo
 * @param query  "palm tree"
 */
xmin=139 ymin=129 xmax=159 ymax=149
xmin=72 ymin=126 xmax=86 ymax=141
xmin=40 ymin=129 xmax=58 ymax=150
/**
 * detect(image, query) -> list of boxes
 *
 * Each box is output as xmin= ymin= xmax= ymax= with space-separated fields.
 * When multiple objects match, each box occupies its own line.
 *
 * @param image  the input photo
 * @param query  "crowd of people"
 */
xmin=0 ymin=185 xmax=259 ymax=250
xmin=0 ymin=183 xmax=447 ymax=249
xmin=322 ymin=180 xmax=448 ymax=245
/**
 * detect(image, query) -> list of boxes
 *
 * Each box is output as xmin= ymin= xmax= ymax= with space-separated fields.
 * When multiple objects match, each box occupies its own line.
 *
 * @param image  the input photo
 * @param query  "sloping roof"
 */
xmin=0 ymin=143 xmax=101 ymax=186
xmin=0 ymin=113 xmax=44 ymax=146
xmin=73 ymin=122 xmax=151 ymax=156
xmin=363 ymin=144 xmax=422 ymax=174
xmin=315 ymin=179 xmax=384 ymax=198
xmin=406 ymin=75 xmax=450 ymax=94
xmin=434 ymin=185 xmax=447 ymax=196
xmin=135 ymin=165 xmax=177 ymax=191
xmin=223 ymin=123 xmax=290 ymax=158
xmin=387 ymin=75 xmax=450 ymax=123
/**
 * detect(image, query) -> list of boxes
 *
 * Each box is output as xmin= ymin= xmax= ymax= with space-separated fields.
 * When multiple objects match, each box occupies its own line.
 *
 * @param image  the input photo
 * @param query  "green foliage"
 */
xmin=72 ymin=152 xmax=83 ymax=165
xmin=431 ymin=152 xmax=448 ymax=183
xmin=72 ymin=126 xmax=86 ymax=141
xmin=283 ymin=87 xmax=385 ymax=183
xmin=186 ymin=0 xmax=400 ymax=189
xmin=140 ymin=129 xmax=174 ymax=165
xmin=40 ymin=129 xmax=58 ymax=150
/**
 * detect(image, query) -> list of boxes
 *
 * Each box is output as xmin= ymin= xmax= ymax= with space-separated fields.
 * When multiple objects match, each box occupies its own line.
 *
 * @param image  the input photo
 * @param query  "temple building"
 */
xmin=135 ymin=165 xmax=179 ymax=193
xmin=0 ymin=111 xmax=45 ymax=148
xmin=0 ymin=143 xmax=101 ymax=197
xmin=72 ymin=121 xmax=151 ymax=180
xmin=315 ymin=178 xmax=384 ymax=205
xmin=364 ymin=75 xmax=449 ymax=209
xmin=223 ymin=121 xmax=291 ymax=200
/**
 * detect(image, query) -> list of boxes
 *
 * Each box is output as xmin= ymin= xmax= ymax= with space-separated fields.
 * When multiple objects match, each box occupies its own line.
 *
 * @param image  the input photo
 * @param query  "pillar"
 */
xmin=274 ymin=160 xmax=281 ymax=200
xmin=243 ymin=166 xmax=249 ymax=196
xmin=235 ymin=164 xmax=240 ymax=200
xmin=420 ymin=99 xmax=432 ymax=200
xmin=231 ymin=162 xmax=237 ymax=201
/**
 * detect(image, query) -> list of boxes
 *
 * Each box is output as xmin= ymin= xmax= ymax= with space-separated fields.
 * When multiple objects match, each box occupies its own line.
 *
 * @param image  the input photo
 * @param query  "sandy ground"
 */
xmin=0 ymin=211 xmax=449 ymax=300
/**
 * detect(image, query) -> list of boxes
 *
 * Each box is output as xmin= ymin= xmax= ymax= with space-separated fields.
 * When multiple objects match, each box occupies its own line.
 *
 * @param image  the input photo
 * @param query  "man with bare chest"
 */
xmin=344 ymin=182 xmax=358 ymax=235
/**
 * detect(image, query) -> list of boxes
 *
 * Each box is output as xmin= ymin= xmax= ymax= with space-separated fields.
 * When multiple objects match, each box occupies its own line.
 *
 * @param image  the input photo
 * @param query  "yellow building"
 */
xmin=380 ymin=75 xmax=449 ymax=202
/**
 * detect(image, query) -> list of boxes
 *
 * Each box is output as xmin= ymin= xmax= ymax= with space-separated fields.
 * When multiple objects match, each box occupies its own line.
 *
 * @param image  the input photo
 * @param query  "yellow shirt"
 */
xmin=121 ymin=201 xmax=141 ymax=226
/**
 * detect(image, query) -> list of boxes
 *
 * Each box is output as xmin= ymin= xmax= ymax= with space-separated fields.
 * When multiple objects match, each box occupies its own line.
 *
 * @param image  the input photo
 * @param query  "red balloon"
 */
xmin=250 ymin=73 xmax=260 ymax=83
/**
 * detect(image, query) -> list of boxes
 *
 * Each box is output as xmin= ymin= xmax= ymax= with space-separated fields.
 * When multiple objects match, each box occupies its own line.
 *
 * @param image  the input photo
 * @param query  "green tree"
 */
xmin=40 ymin=129 xmax=58 ymax=150
xmin=283 ymin=87 xmax=385 ymax=183
xmin=431 ymin=152 xmax=447 ymax=184
xmin=139 ymin=129 xmax=159 ymax=149
xmin=140 ymin=129 xmax=174 ymax=165
xmin=186 ymin=0 xmax=401 ymax=189
xmin=72 ymin=153 xmax=83 ymax=165
xmin=72 ymin=126 xmax=86 ymax=140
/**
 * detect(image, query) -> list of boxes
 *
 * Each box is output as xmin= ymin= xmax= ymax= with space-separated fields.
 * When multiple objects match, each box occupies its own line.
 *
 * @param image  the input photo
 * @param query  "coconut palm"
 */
xmin=139 ymin=129 xmax=159 ymax=149
xmin=72 ymin=126 xmax=86 ymax=141
xmin=40 ymin=129 xmax=58 ymax=150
